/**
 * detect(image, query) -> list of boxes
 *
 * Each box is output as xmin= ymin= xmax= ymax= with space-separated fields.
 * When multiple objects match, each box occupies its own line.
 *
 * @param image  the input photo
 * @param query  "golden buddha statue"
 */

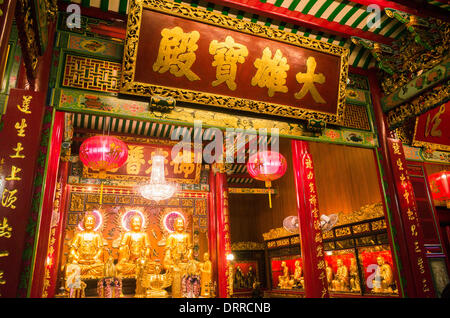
xmin=164 ymin=217 xmax=193 ymax=267
xmin=278 ymin=261 xmax=294 ymax=289
xmin=163 ymin=216 xmax=193 ymax=298
xmin=293 ymin=260 xmax=304 ymax=288
xmin=68 ymin=212 xmax=105 ymax=278
xmin=325 ymin=260 xmax=334 ymax=289
xmin=200 ymin=252 xmax=212 ymax=297
xmin=332 ymin=259 xmax=349 ymax=291
xmin=116 ymin=214 xmax=151 ymax=277
xmin=372 ymin=256 xmax=394 ymax=293
xmin=349 ymin=258 xmax=360 ymax=292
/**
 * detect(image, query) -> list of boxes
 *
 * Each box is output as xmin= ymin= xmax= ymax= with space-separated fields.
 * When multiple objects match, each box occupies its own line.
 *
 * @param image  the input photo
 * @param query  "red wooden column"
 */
xmin=29 ymin=110 xmax=64 ymax=297
xmin=387 ymin=138 xmax=435 ymax=297
xmin=45 ymin=157 xmax=70 ymax=298
xmin=208 ymin=168 xmax=219 ymax=294
xmin=214 ymin=164 xmax=231 ymax=298
xmin=369 ymin=71 xmax=418 ymax=297
xmin=291 ymin=140 xmax=329 ymax=298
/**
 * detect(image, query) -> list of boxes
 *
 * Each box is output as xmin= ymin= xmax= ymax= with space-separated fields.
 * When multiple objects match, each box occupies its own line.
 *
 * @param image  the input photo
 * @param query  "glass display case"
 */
xmin=262 ymin=204 xmax=400 ymax=297
xmin=322 ymin=210 xmax=399 ymax=296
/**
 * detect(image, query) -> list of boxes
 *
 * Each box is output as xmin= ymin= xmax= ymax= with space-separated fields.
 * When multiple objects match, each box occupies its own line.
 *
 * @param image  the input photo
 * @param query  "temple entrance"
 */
xmin=228 ymin=138 xmax=401 ymax=298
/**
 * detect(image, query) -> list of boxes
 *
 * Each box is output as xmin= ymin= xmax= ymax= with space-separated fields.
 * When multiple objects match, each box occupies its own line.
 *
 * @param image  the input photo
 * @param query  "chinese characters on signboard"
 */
xmin=0 ymin=89 xmax=45 ymax=297
xmin=121 ymin=0 xmax=348 ymax=124
xmin=413 ymin=102 xmax=449 ymax=152
xmin=387 ymin=138 xmax=435 ymax=297
xmin=82 ymin=137 xmax=202 ymax=184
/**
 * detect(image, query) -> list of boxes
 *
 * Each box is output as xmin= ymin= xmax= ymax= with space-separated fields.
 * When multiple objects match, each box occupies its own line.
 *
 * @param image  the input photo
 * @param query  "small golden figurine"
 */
xmin=277 ymin=261 xmax=294 ymax=289
xmin=200 ymin=252 xmax=212 ymax=297
xmin=140 ymin=261 xmax=173 ymax=298
xmin=68 ymin=212 xmax=105 ymax=278
xmin=349 ymin=258 xmax=361 ymax=292
xmin=116 ymin=214 xmax=151 ymax=277
xmin=372 ymin=256 xmax=394 ymax=293
xmin=293 ymin=260 xmax=304 ymax=288
xmin=332 ymin=259 xmax=349 ymax=291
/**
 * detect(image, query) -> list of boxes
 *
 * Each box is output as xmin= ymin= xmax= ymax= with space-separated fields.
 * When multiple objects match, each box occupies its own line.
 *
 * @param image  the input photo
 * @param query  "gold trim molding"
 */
xmin=335 ymin=202 xmax=384 ymax=227
xmin=262 ymin=227 xmax=296 ymax=241
xmin=231 ymin=241 xmax=265 ymax=251
xmin=120 ymin=0 xmax=349 ymax=125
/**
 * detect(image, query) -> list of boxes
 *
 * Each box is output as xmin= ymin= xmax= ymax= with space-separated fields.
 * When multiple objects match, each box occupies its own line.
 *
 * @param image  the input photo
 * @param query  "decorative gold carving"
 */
xmin=262 ymin=227 xmax=295 ymax=241
xmin=231 ymin=241 xmax=265 ymax=251
xmin=352 ymin=223 xmax=370 ymax=234
xmin=322 ymin=231 xmax=334 ymax=240
xmin=16 ymin=0 xmax=40 ymax=80
xmin=335 ymin=202 xmax=384 ymax=227
xmin=121 ymin=0 xmax=349 ymax=125
xmin=387 ymin=81 xmax=450 ymax=129
xmin=371 ymin=219 xmax=387 ymax=231
xmin=379 ymin=18 xmax=449 ymax=96
xmin=335 ymin=227 xmax=351 ymax=237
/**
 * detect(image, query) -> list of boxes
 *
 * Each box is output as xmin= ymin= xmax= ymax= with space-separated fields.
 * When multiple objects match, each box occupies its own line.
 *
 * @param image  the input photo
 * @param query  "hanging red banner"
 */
xmin=120 ymin=0 xmax=348 ymax=124
xmin=0 ymin=88 xmax=46 ymax=297
xmin=413 ymin=102 xmax=450 ymax=152
xmin=387 ymin=138 xmax=435 ymax=297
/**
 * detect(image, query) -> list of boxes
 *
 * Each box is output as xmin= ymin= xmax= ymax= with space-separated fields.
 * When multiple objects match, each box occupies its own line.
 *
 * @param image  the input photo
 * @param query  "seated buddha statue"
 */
xmin=278 ymin=261 xmax=294 ymax=289
xmin=163 ymin=216 xmax=193 ymax=297
xmin=332 ymin=259 xmax=349 ymax=291
xmin=116 ymin=214 xmax=151 ymax=277
xmin=293 ymin=260 xmax=304 ymax=288
xmin=349 ymin=258 xmax=360 ymax=292
xmin=372 ymin=256 xmax=394 ymax=293
xmin=164 ymin=217 xmax=193 ymax=268
xmin=68 ymin=212 xmax=105 ymax=278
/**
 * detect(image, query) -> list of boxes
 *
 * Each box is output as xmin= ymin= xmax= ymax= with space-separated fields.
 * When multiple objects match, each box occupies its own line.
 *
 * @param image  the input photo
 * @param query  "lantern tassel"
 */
xmin=265 ymin=181 xmax=272 ymax=208
xmin=268 ymin=189 xmax=272 ymax=209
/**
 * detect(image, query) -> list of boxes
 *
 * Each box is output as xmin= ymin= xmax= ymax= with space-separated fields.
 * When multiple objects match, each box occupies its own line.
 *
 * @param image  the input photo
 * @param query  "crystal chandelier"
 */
xmin=139 ymin=152 xmax=177 ymax=202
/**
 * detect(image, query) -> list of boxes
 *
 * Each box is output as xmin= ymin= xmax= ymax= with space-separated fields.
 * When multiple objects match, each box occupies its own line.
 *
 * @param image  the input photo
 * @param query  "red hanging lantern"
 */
xmin=79 ymin=135 xmax=128 ymax=179
xmin=247 ymin=151 xmax=287 ymax=208
xmin=428 ymin=171 xmax=450 ymax=208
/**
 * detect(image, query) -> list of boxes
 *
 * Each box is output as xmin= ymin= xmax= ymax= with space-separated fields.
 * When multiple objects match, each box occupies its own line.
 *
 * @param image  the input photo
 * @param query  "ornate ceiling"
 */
xmin=59 ymin=0 xmax=449 ymax=69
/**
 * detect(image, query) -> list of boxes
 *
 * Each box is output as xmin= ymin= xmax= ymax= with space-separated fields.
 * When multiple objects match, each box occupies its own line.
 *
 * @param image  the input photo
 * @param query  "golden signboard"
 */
xmin=120 ymin=0 xmax=349 ymax=125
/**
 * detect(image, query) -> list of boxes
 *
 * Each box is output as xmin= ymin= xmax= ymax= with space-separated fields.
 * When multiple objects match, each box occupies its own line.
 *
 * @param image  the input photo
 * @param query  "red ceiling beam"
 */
xmin=212 ymin=0 xmax=394 ymax=45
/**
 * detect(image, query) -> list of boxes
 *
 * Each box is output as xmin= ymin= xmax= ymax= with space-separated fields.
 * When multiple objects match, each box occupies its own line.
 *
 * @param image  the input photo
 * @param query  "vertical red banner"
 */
xmin=0 ymin=88 xmax=45 ymax=297
xmin=31 ymin=111 xmax=64 ymax=298
xmin=208 ymin=169 xmax=218 ymax=293
xmin=43 ymin=160 xmax=69 ymax=298
xmin=291 ymin=140 xmax=329 ymax=298
xmin=214 ymin=167 xmax=231 ymax=298
xmin=387 ymin=138 xmax=435 ymax=297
